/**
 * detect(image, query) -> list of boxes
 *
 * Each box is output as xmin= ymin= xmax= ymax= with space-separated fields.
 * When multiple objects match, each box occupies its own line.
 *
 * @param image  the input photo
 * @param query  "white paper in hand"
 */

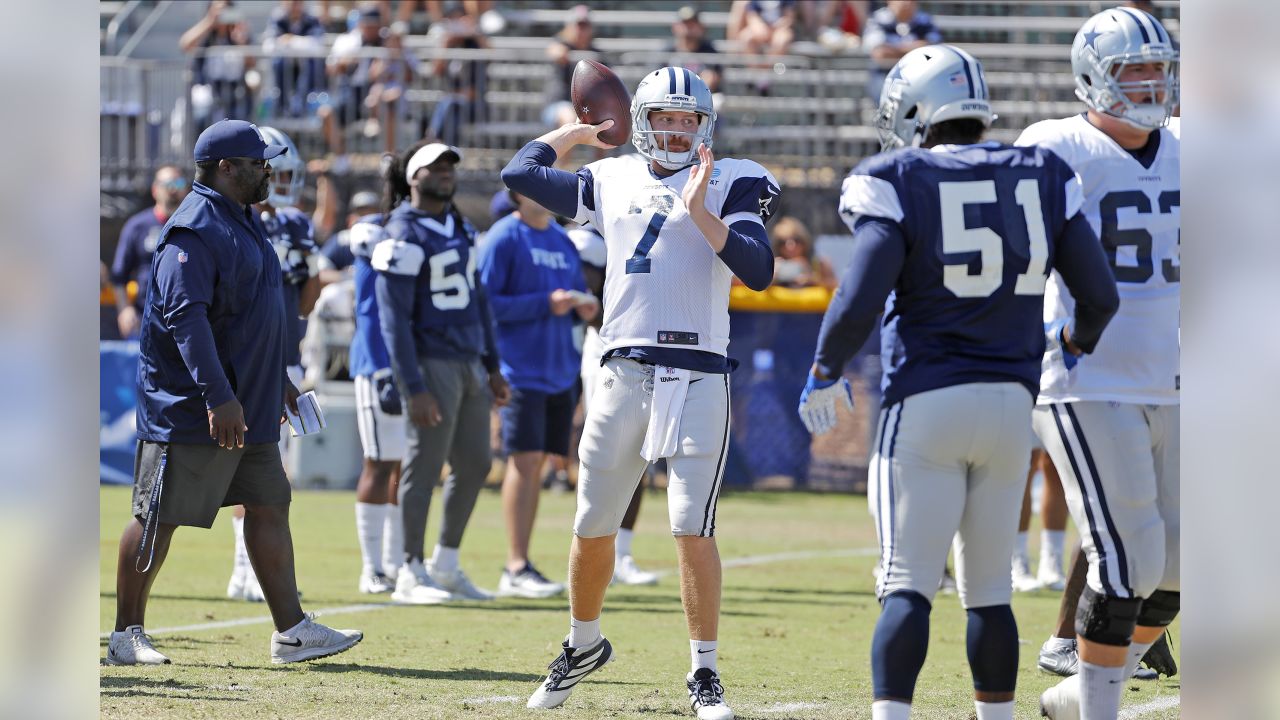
xmin=286 ymin=390 xmax=327 ymax=437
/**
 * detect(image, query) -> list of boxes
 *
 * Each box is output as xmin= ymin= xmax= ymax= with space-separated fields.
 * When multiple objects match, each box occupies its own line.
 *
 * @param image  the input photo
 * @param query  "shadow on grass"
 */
xmin=308 ymin=663 xmax=543 ymax=682
xmin=99 ymin=676 xmax=248 ymax=703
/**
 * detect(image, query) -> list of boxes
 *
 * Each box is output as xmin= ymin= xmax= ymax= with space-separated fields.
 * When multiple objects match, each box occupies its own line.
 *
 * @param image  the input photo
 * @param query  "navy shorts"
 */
xmin=500 ymin=386 xmax=578 ymax=456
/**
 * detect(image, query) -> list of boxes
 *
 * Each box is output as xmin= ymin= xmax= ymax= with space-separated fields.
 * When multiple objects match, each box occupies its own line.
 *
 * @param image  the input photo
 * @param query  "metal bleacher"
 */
xmin=100 ymin=1 xmax=1179 ymax=197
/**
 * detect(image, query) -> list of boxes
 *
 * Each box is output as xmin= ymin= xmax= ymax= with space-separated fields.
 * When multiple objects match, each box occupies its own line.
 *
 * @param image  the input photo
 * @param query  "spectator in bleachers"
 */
xmin=770 ymin=216 xmax=837 ymax=290
xmin=667 ymin=6 xmax=724 ymax=97
xmin=543 ymin=5 xmax=599 ymax=128
xmin=262 ymin=0 xmax=326 ymax=119
xmin=110 ymin=165 xmax=189 ymax=339
xmin=862 ymin=0 xmax=942 ymax=102
xmin=816 ymin=0 xmax=870 ymax=52
xmin=745 ymin=5 xmax=799 ymax=51
xmin=320 ymin=3 xmax=404 ymax=158
xmin=318 ymin=1 xmax=391 ymax=33
xmin=427 ymin=3 xmax=492 ymax=148
xmin=180 ymin=0 xmax=256 ymax=125
xmin=362 ymin=23 xmax=418 ymax=155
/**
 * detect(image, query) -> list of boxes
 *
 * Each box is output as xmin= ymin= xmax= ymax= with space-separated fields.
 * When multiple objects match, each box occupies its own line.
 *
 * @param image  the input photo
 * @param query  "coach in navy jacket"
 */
xmin=109 ymin=120 xmax=362 ymax=668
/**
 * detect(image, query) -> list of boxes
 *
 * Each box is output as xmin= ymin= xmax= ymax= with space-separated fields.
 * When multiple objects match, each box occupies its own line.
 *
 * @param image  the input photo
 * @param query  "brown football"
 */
xmin=570 ymin=60 xmax=632 ymax=146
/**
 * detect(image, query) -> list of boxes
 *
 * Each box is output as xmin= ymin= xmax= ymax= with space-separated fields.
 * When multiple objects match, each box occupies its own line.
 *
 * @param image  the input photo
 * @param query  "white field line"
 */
xmin=458 ymin=695 xmax=521 ymax=705
xmin=101 ymin=546 xmax=876 ymax=639
xmin=1119 ymin=695 xmax=1181 ymax=718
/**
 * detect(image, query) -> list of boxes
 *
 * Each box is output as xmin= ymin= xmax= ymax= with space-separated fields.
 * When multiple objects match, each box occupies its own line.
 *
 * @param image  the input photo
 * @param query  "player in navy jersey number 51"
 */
xmin=504 ymin=66 xmax=779 ymax=720
xmin=797 ymin=46 xmax=1120 ymax=720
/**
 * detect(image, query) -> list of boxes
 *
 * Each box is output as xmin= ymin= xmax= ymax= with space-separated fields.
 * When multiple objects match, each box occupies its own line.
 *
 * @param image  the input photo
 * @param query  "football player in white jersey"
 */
xmin=1020 ymin=8 xmax=1180 ymax=720
xmin=503 ymin=67 xmax=779 ymax=720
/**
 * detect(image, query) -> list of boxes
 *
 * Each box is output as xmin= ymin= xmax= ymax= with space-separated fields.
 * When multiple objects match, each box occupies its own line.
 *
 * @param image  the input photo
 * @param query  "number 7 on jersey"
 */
xmin=626 ymin=195 xmax=675 ymax=274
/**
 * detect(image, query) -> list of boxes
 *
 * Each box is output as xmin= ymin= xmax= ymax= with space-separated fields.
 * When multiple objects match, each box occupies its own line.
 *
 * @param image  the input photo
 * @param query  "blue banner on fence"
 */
xmin=101 ymin=341 xmax=139 ymax=484
xmin=722 ymin=311 xmax=880 ymax=492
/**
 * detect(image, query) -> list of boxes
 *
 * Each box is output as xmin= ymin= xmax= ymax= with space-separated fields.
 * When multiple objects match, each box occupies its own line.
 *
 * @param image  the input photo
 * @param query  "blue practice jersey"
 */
xmin=347 ymin=213 xmax=391 ymax=377
xmin=260 ymin=206 xmax=316 ymax=367
xmin=817 ymin=141 xmax=1118 ymax=406
xmin=479 ymin=214 xmax=587 ymax=394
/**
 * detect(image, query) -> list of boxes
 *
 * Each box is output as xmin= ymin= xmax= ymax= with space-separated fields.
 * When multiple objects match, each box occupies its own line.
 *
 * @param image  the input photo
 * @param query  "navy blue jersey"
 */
xmin=374 ymin=202 xmax=499 ymax=395
xmin=110 ymin=208 xmax=167 ymax=310
xmin=260 ymin=206 xmax=316 ymax=367
xmin=815 ymin=142 xmax=1118 ymax=406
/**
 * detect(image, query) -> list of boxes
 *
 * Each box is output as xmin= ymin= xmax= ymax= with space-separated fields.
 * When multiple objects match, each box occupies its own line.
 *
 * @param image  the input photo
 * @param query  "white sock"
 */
xmin=1078 ymin=660 xmax=1125 ymax=720
xmin=691 ymin=639 xmax=717 ymax=672
xmin=974 ymin=700 xmax=1013 ymax=720
xmin=568 ymin=616 xmax=601 ymax=649
xmin=355 ymin=502 xmax=387 ymax=574
xmin=383 ymin=503 xmax=404 ymax=575
xmin=871 ymin=699 xmax=911 ymax=720
xmin=232 ymin=516 xmax=250 ymax=570
xmin=1123 ymin=638 xmax=1156 ymax=678
xmin=1044 ymin=635 xmax=1076 ymax=652
xmin=1041 ymin=530 xmax=1066 ymax=567
xmin=616 ymin=528 xmax=634 ymax=558
xmin=1014 ymin=532 xmax=1029 ymax=562
xmin=430 ymin=544 xmax=459 ymax=574
xmin=282 ymin=616 xmax=309 ymax=636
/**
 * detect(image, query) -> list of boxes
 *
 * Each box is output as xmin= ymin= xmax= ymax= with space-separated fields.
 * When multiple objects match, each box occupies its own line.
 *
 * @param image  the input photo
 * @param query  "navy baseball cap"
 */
xmin=194 ymin=119 xmax=288 ymax=163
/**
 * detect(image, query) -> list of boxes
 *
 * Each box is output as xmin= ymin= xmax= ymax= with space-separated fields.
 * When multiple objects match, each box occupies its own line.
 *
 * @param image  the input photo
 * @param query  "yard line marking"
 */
xmin=1119 ymin=695 xmax=1180 ymax=718
xmin=101 ymin=546 xmax=877 ymax=639
xmin=459 ymin=695 xmax=521 ymax=705
xmin=755 ymin=701 xmax=828 ymax=713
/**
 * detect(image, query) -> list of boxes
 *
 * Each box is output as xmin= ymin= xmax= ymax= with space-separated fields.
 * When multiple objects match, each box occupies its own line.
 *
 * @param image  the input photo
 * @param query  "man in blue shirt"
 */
xmin=109 ymin=165 xmax=188 ymax=338
xmin=797 ymin=47 xmax=1119 ymax=720
xmin=106 ymin=120 xmax=362 ymax=667
xmin=374 ymin=140 xmax=510 ymax=603
xmin=862 ymin=0 xmax=943 ymax=101
xmin=480 ymin=190 xmax=598 ymax=598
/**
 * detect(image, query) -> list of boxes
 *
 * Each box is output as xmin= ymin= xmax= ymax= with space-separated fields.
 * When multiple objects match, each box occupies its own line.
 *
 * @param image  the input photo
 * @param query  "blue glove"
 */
xmin=372 ymin=368 xmax=403 ymax=415
xmin=798 ymin=371 xmax=855 ymax=436
xmin=1045 ymin=319 xmax=1079 ymax=371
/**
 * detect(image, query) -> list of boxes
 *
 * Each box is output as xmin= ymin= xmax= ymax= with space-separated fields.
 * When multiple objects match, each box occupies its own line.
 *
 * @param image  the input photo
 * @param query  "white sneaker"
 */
xmin=358 ymin=569 xmax=394 ymax=594
xmin=270 ymin=613 xmax=363 ymax=664
xmin=227 ymin=565 xmax=246 ymax=600
xmin=1038 ymin=674 xmax=1080 ymax=719
xmin=1013 ymin=555 xmax=1044 ymax=593
xmin=390 ymin=561 xmax=452 ymax=605
xmin=687 ymin=667 xmax=735 ymax=720
xmin=428 ymin=561 xmax=494 ymax=600
xmin=1037 ymin=557 xmax=1068 ymax=591
xmin=105 ymin=625 xmax=171 ymax=666
xmin=498 ymin=563 xmax=565 ymax=599
xmin=612 ymin=555 xmax=659 ymax=586
xmin=527 ymin=636 xmax=613 ymax=709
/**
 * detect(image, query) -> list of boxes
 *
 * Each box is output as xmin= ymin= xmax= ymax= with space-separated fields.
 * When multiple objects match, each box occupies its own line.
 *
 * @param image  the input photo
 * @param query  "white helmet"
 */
xmin=874 ymin=44 xmax=994 ymax=152
xmin=630 ymin=66 xmax=716 ymax=171
xmin=1071 ymin=8 xmax=1178 ymax=130
xmin=258 ymin=126 xmax=304 ymax=207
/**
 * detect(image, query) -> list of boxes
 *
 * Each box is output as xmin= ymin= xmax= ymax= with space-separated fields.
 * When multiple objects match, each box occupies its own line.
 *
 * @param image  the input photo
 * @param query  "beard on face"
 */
xmin=416 ymin=179 xmax=455 ymax=201
xmin=239 ymin=165 xmax=271 ymax=204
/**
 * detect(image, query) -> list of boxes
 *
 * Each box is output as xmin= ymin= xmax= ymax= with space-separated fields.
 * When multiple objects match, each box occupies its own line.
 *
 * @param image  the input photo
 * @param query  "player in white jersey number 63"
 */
xmin=1023 ymin=8 xmax=1181 ymax=720
xmin=503 ymin=66 xmax=781 ymax=720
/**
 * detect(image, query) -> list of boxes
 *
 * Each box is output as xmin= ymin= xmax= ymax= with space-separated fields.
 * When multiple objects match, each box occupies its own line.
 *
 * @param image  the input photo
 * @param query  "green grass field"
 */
xmin=99 ymin=485 xmax=1179 ymax=719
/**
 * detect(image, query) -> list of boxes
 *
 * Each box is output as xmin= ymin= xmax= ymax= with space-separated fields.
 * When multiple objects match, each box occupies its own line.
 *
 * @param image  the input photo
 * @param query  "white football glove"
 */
xmin=797 ymin=373 xmax=854 ymax=436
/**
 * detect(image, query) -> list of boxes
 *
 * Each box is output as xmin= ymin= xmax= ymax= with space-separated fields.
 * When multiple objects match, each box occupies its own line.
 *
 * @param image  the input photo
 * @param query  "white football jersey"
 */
xmin=572 ymin=154 xmax=780 ymax=357
xmin=1017 ymin=115 xmax=1180 ymax=404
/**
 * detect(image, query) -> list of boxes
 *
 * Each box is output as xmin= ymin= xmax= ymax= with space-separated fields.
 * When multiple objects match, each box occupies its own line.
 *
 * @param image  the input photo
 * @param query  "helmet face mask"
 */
xmin=631 ymin=67 xmax=716 ymax=171
xmin=875 ymin=44 xmax=994 ymax=152
xmin=258 ymin=126 xmax=304 ymax=207
xmin=1072 ymin=8 xmax=1179 ymax=130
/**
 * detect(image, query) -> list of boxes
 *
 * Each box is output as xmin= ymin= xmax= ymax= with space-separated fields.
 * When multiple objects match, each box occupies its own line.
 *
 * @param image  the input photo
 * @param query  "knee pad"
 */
xmin=1074 ymin=586 xmax=1141 ymax=647
xmin=1137 ymin=590 xmax=1179 ymax=627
